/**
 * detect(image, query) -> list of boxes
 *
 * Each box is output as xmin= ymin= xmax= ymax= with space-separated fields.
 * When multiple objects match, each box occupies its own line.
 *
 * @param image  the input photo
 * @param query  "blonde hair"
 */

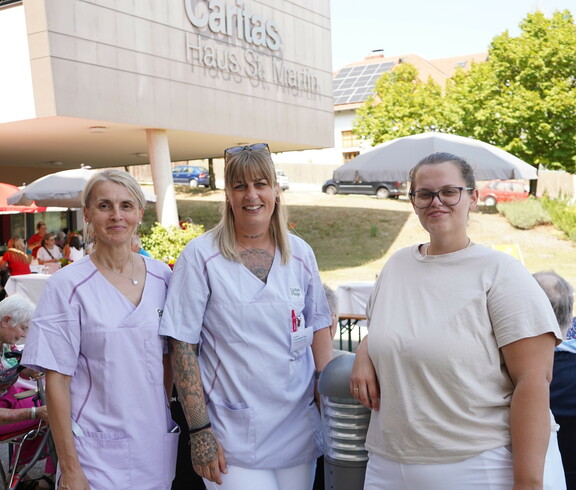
xmin=212 ymin=148 xmax=291 ymax=264
xmin=81 ymin=169 xmax=145 ymax=240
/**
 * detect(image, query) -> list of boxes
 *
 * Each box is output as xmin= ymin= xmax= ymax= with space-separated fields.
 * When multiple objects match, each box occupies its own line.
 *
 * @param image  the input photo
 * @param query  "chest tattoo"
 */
xmin=240 ymin=249 xmax=273 ymax=283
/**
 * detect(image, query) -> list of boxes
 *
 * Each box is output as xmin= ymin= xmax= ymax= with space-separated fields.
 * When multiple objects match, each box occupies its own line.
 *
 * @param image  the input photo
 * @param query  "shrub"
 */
xmin=542 ymin=197 xmax=576 ymax=241
xmin=496 ymin=198 xmax=551 ymax=230
xmin=141 ymin=222 xmax=204 ymax=267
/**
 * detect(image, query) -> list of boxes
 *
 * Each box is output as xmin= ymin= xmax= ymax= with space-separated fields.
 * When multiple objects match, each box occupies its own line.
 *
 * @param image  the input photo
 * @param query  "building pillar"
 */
xmin=146 ymin=129 xmax=179 ymax=228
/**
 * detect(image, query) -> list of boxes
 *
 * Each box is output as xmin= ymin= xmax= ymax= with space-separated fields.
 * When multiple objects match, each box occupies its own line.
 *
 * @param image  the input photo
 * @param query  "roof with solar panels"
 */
xmin=333 ymin=51 xmax=488 ymax=110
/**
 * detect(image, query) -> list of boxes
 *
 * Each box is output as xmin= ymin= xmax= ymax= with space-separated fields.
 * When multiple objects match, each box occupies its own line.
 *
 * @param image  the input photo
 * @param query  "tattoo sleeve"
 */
xmin=169 ymin=339 xmax=210 ymax=429
xmin=169 ymin=339 xmax=219 ymax=465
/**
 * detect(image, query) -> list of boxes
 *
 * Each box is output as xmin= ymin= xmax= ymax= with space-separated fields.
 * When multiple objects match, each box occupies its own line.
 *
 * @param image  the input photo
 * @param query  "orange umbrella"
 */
xmin=0 ymin=183 xmax=46 ymax=214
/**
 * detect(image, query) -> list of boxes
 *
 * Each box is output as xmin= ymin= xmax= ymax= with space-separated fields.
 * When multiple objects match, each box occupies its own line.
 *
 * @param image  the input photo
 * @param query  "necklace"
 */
xmin=93 ymin=251 xmax=138 ymax=285
xmin=424 ymin=237 xmax=472 ymax=256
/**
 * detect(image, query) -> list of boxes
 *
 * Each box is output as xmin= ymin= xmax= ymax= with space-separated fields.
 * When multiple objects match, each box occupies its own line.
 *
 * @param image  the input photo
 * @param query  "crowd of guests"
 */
xmin=0 ymin=151 xmax=571 ymax=490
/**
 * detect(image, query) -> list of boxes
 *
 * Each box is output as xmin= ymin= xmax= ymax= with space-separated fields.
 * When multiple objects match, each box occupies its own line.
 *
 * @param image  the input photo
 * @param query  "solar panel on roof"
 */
xmin=333 ymin=60 xmax=398 ymax=105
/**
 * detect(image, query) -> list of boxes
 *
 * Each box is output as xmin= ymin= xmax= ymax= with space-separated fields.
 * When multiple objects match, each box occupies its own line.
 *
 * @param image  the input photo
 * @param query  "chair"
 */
xmin=0 ymin=355 xmax=56 ymax=489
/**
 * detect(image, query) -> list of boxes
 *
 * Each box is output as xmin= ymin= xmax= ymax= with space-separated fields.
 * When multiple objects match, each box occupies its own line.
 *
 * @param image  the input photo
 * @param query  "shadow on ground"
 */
xmin=287 ymin=205 xmax=411 ymax=271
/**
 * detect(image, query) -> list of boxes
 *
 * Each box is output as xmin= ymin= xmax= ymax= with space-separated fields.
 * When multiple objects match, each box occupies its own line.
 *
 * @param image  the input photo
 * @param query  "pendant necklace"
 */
xmin=93 ymin=251 xmax=138 ymax=285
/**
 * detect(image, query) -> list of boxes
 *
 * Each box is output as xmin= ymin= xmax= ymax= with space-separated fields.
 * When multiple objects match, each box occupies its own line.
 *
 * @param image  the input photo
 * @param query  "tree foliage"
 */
xmin=354 ymin=10 xmax=576 ymax=172
xmin=353 ymin=63 xmax=443 ymax=145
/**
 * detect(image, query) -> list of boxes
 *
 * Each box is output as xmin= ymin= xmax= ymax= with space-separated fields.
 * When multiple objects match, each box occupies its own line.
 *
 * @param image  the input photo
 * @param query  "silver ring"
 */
xmin=353 ymin=387 xmax=359 ymax=391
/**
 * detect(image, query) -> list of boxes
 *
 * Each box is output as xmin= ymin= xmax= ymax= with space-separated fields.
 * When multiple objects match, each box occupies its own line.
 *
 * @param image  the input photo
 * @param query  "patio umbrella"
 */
xmin=334 ymin=132 xmax=538 ymax=182
xmin=0 ymin=183 xmax=46 ymax=214
xmin=7 ymin=168 xmax=156 ymax=208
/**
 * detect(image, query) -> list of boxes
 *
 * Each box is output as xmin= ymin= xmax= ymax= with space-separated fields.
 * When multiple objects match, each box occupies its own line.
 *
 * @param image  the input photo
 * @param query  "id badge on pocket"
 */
xmin=290 ymin=309 xmax=313 ymax=352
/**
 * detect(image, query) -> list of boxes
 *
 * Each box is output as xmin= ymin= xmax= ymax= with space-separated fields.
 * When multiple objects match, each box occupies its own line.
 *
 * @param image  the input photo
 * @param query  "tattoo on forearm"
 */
xmin=169 ymin=340 xmax=211 ymax=429
xmin=190 ymin=430 xmax=218 ymax=465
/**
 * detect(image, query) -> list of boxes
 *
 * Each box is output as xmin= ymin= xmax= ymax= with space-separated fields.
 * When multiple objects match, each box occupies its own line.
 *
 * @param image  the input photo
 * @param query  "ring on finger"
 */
xmin=353 ymin=387 xmax=359 ymax=391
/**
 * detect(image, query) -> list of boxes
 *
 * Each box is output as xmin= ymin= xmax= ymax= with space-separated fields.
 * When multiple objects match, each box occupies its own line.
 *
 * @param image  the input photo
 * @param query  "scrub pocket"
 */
xmin=75 ymin=431 xmax=131 ymax=489
xmin=164 ymin=431 xmax=179 ymax=487
xmin=211 ymin=401 xmax=255 ymax=465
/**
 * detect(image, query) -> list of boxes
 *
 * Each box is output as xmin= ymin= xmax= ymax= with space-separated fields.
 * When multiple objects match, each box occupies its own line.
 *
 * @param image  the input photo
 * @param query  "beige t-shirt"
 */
xmin=365 ymin=244 xmax=561 ymax=464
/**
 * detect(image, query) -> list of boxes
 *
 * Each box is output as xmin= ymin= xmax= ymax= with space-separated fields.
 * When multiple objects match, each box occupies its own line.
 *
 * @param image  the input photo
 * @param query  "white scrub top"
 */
xmin=22 ymin=255 xmax=178 ymax=490
xmin=160 ymin=232 xmax=331 ymax=469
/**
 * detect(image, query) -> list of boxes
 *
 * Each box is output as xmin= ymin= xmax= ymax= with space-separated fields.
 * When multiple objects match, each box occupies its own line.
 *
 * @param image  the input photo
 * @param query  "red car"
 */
xmin=479 ymin=180 xmax=529 ymax=206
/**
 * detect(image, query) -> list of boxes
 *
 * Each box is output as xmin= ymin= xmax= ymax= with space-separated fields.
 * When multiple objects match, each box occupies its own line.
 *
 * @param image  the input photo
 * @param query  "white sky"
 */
xmin=330 ymin=0 xmax=575 ymax=70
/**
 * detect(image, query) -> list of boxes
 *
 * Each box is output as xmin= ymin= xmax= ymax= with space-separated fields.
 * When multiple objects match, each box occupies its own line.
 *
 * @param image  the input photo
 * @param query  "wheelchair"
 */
xmin=0 ymin=351 xmax=56 ymax=489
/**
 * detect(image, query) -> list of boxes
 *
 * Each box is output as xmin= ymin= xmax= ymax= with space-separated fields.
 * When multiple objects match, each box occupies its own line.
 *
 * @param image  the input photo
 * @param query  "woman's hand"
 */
xmin=36 ymin=405 xmax=49 ymax=423
xmin=58 ymin=468 xmax=91 ymax=490
xmin=20 ymin=368 xmax=44 ymax=380
xmin=350 ymin=336 xmax=380 ymax=410
xmin=190 ymin=428 xmax=227 ymax=484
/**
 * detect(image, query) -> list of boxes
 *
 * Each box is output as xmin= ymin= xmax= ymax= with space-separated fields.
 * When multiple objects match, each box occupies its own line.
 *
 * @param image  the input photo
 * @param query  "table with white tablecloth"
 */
xmin=334 ymin=281 xmax=374 ymax=351
xmin=5 ymin=274 xmax=50 ymax=305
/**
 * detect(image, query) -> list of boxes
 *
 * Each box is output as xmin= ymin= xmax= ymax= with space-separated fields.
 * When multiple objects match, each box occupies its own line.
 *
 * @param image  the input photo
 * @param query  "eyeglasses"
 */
xmin=224 ymin=143 xmax=270 ymax=162
xmin=409 ymin=186 xmax=475 ymax=209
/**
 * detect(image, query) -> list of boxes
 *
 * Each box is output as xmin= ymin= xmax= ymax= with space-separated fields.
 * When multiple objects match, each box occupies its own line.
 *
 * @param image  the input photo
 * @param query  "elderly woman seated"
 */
xmin=0 ymin=295 xmax=54 ymax=489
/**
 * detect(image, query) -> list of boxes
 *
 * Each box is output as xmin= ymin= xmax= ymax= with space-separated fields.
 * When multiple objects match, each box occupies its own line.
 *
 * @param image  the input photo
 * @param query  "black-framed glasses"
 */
xmin=224 ymin=143 xmax=270 ymax=162
xmin=409 ymin=186 xmax=475 ymax=209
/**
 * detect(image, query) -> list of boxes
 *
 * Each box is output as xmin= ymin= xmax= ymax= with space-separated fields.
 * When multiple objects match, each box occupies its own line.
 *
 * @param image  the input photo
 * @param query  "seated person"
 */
xmin=0 ymin=295 xmax=54 ymax=488
xmin=131 ymin=234 xmax=151 ymax=257
xmin=0 ymin=238 xmax=32 ymax=277
xmin=534 ymin=271 xmax=576 ymax=490
xmin=36 ymin=233 xmax=62 ymax=269
xmin=28 ymin=222 xmax=46 ymax=259
xmin=63 ymin=235 xmax=84 ymax=262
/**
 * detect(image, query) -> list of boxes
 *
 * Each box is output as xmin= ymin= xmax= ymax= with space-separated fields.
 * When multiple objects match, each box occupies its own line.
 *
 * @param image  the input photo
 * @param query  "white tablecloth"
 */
xmin=335 ymin=281 xmax=375 ymax=316
xmin=5 ymin=274 xmax=50 ymax=305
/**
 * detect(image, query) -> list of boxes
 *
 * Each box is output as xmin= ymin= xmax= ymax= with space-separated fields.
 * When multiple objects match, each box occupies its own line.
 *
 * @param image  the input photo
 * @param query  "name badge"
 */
xmin=290 ymin=309 xmax=313 ymax=352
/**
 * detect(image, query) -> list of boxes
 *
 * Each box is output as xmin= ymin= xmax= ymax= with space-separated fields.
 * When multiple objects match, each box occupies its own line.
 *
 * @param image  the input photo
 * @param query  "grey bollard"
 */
xmin=318 ymin=353 xmax=370 ymax=490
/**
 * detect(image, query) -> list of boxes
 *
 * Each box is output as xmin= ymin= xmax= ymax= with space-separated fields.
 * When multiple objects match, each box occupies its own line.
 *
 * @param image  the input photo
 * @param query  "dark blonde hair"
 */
xmin=409 ymin=152 xmax=476 ymax=193
xmin=212 ymin=148 xmax=291 ymax=264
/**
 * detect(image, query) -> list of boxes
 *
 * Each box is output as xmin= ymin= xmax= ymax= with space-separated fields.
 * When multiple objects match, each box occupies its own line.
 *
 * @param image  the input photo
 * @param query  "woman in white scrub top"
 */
xmin=160 ymin=144 xmax=333 ymax=490
xmin=22 ymin=169 xmax=178 ymax=490
xmin=351 ymin=152 xmax=564 ymax=489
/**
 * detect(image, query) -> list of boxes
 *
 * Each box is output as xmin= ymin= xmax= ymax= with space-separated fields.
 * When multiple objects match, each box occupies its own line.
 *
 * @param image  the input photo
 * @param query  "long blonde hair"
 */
xmin=212 ymin=148 xmax=291 ymax=264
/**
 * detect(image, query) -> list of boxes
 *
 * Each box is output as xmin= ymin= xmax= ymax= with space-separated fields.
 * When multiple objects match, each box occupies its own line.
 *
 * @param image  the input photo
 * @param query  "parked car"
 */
xmin=479 ymin=180 xmax=529 ymax=206
xmin=321 ymin=178 xmax=406 ymax=199
xmin=172 ymin=165 xmax=210 ymax=188
xmin=275 ymin=169 xmax=290 ymax=190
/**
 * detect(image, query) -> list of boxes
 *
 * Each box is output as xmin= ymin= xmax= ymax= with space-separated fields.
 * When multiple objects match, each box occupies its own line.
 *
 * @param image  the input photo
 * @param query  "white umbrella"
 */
xmin=7 ymin=168 xmax=156 ymax=208
xmin=335 ymin=132 xmax=538 ymax=182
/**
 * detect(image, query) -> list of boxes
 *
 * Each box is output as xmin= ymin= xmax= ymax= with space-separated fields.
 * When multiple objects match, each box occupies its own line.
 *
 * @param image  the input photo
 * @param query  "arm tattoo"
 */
xmin=169 ymin=340 xmax=211 ymax=430
xmin=190 ymin=430 xmax=219 ymax=465
xmin=170 ymin=340 xmax=219 ymax=465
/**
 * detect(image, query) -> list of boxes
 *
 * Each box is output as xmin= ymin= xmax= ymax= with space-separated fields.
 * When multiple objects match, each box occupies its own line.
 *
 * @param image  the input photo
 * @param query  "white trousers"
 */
xmin=203 ymin=461 xmax=316 ymax=490
xmin=364 ymin=431 xmax=565 ymax=490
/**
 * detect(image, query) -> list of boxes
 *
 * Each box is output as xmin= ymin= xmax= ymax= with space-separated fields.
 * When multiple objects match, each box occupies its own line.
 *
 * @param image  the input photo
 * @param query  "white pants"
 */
xmin=203 ymin=461 xmax=316 ymax=490
xmin=364 ymin=431 xmax=565 ymax=490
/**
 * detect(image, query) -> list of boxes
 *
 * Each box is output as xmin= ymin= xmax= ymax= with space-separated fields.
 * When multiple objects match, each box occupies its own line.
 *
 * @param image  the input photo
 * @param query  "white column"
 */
xmin=146 ymin=129 xmax=179 ymax=227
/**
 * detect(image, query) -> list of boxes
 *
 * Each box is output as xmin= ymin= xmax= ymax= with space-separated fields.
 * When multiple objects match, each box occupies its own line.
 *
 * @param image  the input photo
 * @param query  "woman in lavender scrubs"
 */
xmin=22 ymin=169 xmax=178 ymax=490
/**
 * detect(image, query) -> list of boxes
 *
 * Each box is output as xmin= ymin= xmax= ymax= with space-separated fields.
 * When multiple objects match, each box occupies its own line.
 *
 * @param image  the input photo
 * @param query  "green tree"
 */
xmin=353 ymin=63 xmax=444 ymax=145
xmin=446 ymin=10 xmax=576 ymax=172
xmin=354 ymin=10 xmax=576 ymax=173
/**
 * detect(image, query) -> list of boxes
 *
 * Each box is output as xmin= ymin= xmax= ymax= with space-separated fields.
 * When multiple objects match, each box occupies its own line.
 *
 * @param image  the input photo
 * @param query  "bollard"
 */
xmin=318 ymin=354 xmax=370 ymax=490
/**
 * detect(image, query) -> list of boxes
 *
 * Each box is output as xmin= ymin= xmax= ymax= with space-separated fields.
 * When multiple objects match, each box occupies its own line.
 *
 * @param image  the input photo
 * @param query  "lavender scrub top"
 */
xmin=22 ymin=255 xmax=178 ymax=490
xmin=159 ymin=232 xmax=332 ymax=469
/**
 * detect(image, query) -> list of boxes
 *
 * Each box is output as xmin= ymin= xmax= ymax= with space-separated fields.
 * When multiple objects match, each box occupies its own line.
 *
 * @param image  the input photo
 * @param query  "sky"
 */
xmin=330 ymin=0 xmax=575 ymax=70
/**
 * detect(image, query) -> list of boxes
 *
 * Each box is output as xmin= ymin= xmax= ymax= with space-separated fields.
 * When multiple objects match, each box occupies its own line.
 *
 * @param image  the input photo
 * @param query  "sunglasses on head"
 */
xmin=224 ymin=143 xmax=270 ymax=162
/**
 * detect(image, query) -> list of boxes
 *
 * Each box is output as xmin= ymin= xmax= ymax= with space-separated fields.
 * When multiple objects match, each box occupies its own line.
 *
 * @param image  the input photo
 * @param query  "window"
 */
xmin=343 ymin=151 xmax=359 ymax=162
xmin=341 ymin=130 xmax=361 ymax=148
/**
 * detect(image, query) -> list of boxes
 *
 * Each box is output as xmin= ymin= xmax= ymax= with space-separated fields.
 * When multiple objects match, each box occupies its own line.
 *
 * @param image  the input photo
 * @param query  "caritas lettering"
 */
xmin=184 ymin=0 xmax=281 ymax=52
